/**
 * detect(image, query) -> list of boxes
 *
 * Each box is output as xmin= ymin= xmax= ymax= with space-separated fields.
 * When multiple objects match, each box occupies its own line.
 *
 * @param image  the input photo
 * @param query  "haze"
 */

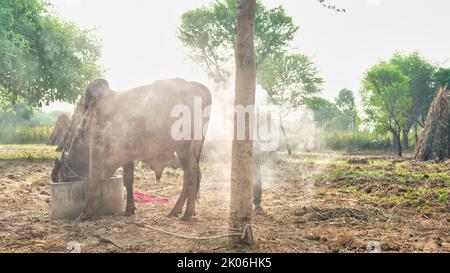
xmin=44 ymin=0 xmax=450 ymax=113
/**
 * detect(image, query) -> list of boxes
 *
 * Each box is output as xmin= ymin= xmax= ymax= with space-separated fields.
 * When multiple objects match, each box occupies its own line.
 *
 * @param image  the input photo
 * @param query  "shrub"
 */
xmin=0 ymin=126 xmax=53 ymax=144
xmin=322 ymin=130 xmax=391 ymax=151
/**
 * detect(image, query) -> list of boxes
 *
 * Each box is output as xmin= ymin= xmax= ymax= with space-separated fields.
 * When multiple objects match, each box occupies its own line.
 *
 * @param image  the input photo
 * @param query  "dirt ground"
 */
xmin=0 ymin=145 xmax=448 ymax=253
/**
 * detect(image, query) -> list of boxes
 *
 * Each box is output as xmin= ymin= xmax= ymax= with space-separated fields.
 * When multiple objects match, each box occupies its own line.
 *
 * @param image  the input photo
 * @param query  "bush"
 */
xmin=322 ymin=130 xmax=391 ymax=151
xmin=0 ymin=126 xmax=53 ymax=144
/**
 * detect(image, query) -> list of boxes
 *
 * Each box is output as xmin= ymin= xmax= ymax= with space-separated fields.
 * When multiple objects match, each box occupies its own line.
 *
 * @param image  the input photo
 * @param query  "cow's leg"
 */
xmin=78 ymin=162 xmax=101 ymax=221
xmin=168 ymin=186 xmax=188 ymax=217
xmin=168 ymin=143 xmax=199 ymax=220
xmin=78 ymin=134 xmax=105 ymax=221
xmin=168 ymin=147 xmax=188 ymax=217
xmin=123 ymin=161 xmax=136 ymax=216
xmin=181 ymin=152 xmax=199 ymax=220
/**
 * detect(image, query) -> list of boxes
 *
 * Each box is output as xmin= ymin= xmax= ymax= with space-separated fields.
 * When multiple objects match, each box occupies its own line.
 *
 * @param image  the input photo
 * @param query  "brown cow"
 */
xmin=51 ymin=78 xmax=211 ymax=220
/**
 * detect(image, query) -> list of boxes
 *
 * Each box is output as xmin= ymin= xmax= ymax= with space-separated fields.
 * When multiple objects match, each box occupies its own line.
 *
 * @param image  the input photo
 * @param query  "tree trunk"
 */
xmin=392 ymin=133 xmax=399 ymax=154
xmin=414 ymin=124 xmax=419 ymax=147
xmin=280 ymin=121 xmax=292 ymax=155
xmin=229 ymin=0 xmax=256 ymax=246
xmin=393 ymin=131 xmax=402 ymax=157
xmin=402 ymin=129 xmax=409 ymax=151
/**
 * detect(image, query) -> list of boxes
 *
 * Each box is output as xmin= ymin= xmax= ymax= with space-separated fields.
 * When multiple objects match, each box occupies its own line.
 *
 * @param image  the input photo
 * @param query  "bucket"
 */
xmin=51 ymin=177 xmax=125 ymax=219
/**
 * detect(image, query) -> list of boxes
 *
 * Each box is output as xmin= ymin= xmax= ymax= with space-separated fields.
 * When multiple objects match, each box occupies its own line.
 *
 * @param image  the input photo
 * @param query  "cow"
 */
xmin=51 ymin=78 xmax=212 ymax=220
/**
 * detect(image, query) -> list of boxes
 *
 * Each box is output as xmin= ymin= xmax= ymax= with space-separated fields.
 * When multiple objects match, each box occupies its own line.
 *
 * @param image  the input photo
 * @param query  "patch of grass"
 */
xmin=437 ymin=193 xmax=449 ymax=202
xmin=0 ymin=145 xmax=58 ymax=160
xmin=322 ymin=157 xmax=449 ymax=210
xmin=135 ymin=161 xmax=146 ymax=172
xmin=163 ymin=167 xmax=181 ymax=176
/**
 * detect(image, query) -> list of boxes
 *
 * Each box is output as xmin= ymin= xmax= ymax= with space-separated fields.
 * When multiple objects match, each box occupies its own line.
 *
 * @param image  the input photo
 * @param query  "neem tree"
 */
xmin=179 ymin=0 xmax=324 ymax=156
xmin=0 ymin=0 xmax=103 ymax=108
xmin=179 ymin=0 xmax=298 ymax=84
xmin=362 ymin=62 xmax=412 ymax=157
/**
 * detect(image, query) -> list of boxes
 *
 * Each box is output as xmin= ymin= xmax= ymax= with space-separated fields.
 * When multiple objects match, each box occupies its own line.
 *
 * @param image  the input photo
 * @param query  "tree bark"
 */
xmin=402 ymin=129 xmax=409 ymax=151
xmin=392 ymin=133 xmax=399 ymax=155
xmin=280 ymin=121 xmax=292 ymax=155
xmin=229 ymin=0 xmax=256 ymax=246
xmin=393 ymin=131 xmax=402 ymax=157
xmin=414 ymin=124 xmax=419 ymax=147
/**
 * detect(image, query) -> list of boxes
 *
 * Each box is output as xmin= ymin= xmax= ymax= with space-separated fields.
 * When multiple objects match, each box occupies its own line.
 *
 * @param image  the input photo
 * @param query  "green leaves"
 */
xmin=258 ymin=53 xmax=322 ymax=114
xmin=362 ymin=62 xmax=412 ymax=132
xmin=179 ymin=0 xmax=322 ymax=118
xmin=390 ymin=52 xmax=437 ymax=127
xmin=434 ymin=67 xmax=450 ymax=89
xmin=306 ymin=89 xmax=359 ymax=131
xmin=0 ymin=0 xmax=103 ymax=108
xmin=178 ymin=0 xmax=298 ymax=83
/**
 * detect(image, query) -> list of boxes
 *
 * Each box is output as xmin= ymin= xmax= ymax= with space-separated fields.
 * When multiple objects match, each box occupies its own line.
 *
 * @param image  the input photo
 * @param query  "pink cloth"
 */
xmin=133 ymin=192 xmax=169 ymax=205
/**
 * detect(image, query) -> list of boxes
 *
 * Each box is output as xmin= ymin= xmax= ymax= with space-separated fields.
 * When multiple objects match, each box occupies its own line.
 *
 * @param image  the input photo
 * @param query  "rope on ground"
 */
xmin=130 ymin=222 xmax=251 ymax=240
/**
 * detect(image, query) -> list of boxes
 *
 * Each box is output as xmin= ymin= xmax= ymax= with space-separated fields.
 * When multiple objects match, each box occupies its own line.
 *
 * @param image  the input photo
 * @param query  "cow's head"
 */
xmin=51 ymin=145 xmax=89 ymax=182
xmin=51 ymin=79 xmax=110 ymax=183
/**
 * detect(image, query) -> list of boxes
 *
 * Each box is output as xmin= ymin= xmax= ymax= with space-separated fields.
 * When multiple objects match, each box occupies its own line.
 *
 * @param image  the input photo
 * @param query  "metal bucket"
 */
xmin=51 ymin=177 xmax=125 ymax=220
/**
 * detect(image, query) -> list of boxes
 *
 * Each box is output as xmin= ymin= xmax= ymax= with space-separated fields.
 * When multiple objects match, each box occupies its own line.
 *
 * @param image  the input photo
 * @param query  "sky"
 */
xmin=43 ymin=0 xmax=450 ymax=113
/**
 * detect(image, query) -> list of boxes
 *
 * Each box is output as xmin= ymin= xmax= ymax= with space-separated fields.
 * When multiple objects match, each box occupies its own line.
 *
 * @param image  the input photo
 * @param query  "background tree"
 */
xmin=389 ymin=52 xmax=437 ymax=149
xmin=362 ymin=62 xmax=411 ymax=156
xmin=306 ymin=89 xmax=359 ymax=132
xmin=230 ymin=0 xmax=256 ymax=246
xmin=0 ymin=0 xmax=103 ymax=108
xmin=178 ymin=0 xmax=298 ymax=84
xmin=0 ymin=103 xmax=33 ymax=128
xmin=334 ymin=88 xmax=359 ymax=131
xmin=434 ymin=67 xmax=450 ymax=89
xmin=258 ymin=53 xmax=323 ymax=154
xmin=306 ymin=97 xmax=339 ymax=127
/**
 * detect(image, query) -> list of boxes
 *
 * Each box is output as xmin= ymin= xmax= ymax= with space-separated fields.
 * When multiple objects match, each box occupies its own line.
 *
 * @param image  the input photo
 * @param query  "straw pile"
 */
xmin=413 ymin=87 xmax=450 ymax=161
xmin=47 ymin=114 xmax=71 ymax=146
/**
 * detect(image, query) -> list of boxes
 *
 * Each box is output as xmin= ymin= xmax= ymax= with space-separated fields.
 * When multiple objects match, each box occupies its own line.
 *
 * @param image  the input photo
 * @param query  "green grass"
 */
xmin=0 ymin=126 xmax=53 ymax=144
xmin=0 ymin=144 xmax=58 ymax=160
xmin=322 ymin=158 xmax=450 ymax=209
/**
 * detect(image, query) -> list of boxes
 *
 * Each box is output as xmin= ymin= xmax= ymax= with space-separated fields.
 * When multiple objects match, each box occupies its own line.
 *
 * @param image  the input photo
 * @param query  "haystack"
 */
xmin=57 ymin=96 xmax=85 ymax=152
xmin=47 ymin=114 xmax=71 ymax=146
xmin=413 ymin=87 xmax=450 ymax=161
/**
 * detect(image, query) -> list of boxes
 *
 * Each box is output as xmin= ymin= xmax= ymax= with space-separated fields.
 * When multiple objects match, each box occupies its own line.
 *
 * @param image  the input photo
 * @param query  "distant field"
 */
xmin=0 ymin=127 xmax=53 ymax=145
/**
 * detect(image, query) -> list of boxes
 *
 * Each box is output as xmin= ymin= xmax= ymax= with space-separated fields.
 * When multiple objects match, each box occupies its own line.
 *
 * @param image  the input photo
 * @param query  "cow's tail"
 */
xmin=194 ymin=139 xmax=205 ymax=201
xmin=193 ymin=83 xmax=212 ymax=201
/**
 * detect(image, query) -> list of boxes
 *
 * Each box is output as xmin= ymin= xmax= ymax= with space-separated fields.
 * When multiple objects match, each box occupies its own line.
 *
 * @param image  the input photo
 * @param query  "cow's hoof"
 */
xmin=181 ymin=212 xmax=196 ymax=221
xmin=181 ymin=215 xmax=195 ymax=221
xmin=77 ymin=212 xmax=93 ymax=222
xmin=254 ymin=206 xmax=265 ymax=215
xmin=167 ymin=211 xmax=181 ymax=218
xmin=167 ymin=208 xmax=182 ymax=218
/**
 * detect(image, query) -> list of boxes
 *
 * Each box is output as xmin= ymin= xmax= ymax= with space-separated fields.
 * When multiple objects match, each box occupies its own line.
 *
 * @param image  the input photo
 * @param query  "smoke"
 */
xmin=200 ymin=79 xmax=332 ymax=206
